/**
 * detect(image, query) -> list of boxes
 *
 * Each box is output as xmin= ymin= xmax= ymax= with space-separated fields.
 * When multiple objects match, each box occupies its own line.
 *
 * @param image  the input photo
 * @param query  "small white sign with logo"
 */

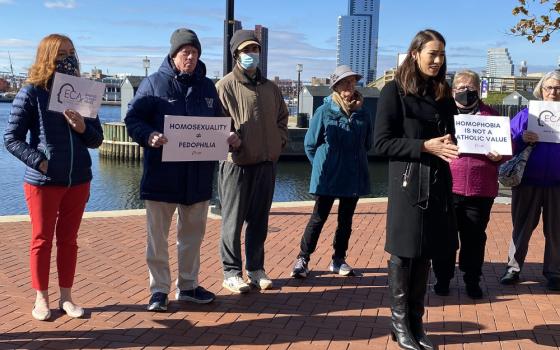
xmin=454 ymin=114 xmax=512 ymax=155
xmin=528 ymin=100 xmax=560 ymax=143
xmin=162 ymin=115 xmax=230 ymax=162
xmin=47 ymin=72 xmax=105 ymax=118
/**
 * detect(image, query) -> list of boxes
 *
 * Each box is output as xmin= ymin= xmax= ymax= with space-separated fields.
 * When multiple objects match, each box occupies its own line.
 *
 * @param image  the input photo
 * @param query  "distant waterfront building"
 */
xmin=311 ymin=77 xmax=330 ymax=86
xmin=273 ymin=77 xmax=296 ymax=100
xmin=0 ymin=77 xmax=10 ymax=92
xmin=120 ymin=76 xmax=145 ymax=121
xmin=223 ymin=19 xmax=242 ymax=76
xmin=254 ymin=25 xmax=269 ymax=79
xmin=486 ymin=48 xmax=514 ymax=91
xmin=481 ymin=75 xmax=541 ymax=93
xmin=336 ymin=0 xmax=380 ymax=84
xmin=101 ymin=76 xmax=123 ymax=102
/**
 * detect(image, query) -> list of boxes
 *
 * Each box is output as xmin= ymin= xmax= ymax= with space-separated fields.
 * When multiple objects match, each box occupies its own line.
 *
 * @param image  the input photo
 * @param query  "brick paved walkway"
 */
xmin=0 ymin=199 xmax=559 ymax=350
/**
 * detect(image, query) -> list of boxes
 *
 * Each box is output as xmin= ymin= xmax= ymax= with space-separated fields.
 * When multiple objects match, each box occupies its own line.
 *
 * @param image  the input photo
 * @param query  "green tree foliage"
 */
xmin=511 ymin=0 xmax=560 ymax=43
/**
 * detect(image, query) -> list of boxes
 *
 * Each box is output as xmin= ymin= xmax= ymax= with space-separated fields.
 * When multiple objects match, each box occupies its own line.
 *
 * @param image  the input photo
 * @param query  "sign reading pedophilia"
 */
xmin=162 ymin=115 xmax=231 ymax=162
xmin=528 ymin=100 xmax=560 ymax=143
xmin=454 ymin=114 xmax=512 ymax=155
xmin=47 ymin=72 xmax=105 ymax=118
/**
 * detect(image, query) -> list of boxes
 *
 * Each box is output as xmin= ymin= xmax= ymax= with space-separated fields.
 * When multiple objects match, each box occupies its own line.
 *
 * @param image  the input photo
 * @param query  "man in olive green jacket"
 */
xmin=216 ymin=30 xmax=288 ymax=294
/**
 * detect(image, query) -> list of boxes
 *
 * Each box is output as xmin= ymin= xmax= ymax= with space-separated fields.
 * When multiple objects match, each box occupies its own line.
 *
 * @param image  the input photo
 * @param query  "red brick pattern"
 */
xmin=0 ymin=202 xmax=559 ymax=349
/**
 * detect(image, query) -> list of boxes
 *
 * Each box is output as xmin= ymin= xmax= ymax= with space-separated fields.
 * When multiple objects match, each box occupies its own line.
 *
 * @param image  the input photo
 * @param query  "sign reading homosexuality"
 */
xmin=454 ymin=114 xmax=512 ymax=155
xmin=528 ymin=100 xmax=560 ymax=143
xmin=47 ymin=72 xmax=105 ymax=118
xmin=162 ymin=115 xmax=230 ymax=162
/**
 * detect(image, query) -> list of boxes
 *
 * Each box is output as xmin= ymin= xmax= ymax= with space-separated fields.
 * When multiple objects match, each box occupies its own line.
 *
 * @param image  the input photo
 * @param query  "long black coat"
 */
xmin=374 ymin=80 xmax=458 ymax=258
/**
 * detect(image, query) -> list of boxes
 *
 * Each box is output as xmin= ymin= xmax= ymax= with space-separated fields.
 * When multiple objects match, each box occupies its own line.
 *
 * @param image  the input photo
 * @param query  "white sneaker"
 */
xmin=329 ymin=259 xmax=354 ymax=276
xmin=222 ymin=276 xmax=250 ymax=294
xmin=247 ymin=270 xmax=273 ymax=290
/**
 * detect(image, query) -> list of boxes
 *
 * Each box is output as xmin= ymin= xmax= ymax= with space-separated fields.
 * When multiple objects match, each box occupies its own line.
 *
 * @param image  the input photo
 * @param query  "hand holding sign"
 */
xmin=63 ymin=109 xmax=85 ymax=134
xmin=148 ymin=132 xmax=168 ymax=148
xmin=522 ymin=130 xmax=539 ymax=144
xmin=486 ymin=150 xmax=503 ymax=162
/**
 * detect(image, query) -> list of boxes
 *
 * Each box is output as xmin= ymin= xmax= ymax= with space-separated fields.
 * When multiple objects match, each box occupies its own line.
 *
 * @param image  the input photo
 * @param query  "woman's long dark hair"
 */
xmin=395 ymin=29 xmax=451 ymax=100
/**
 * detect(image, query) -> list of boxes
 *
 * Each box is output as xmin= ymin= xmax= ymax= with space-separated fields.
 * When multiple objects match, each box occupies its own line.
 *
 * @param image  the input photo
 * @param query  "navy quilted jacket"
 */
xmin=125 ymin=56 xmax=222 ymax=205
xmin=4 ymin=84 xmax=104 ymax=186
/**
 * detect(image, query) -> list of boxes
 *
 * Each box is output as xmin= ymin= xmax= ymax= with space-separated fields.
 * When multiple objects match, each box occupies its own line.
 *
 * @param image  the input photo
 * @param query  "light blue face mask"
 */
xmin=238 ymin=53 xmax=259 ymax=70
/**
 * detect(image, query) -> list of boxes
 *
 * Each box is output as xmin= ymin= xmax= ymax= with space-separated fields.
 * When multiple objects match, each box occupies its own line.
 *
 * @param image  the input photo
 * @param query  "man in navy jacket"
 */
xmin=125 ymin=28 xmax=238 ymax=311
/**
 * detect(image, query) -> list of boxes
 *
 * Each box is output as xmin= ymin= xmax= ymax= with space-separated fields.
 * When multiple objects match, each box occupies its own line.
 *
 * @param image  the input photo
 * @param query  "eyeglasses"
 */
xmin=454 ymin=85 xmax=477 ymax=92
xmin=543 ymin=86 xmax=560 ymax=93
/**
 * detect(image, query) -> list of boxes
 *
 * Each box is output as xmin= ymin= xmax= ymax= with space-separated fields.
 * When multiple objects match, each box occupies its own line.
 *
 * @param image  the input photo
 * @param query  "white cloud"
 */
xmin=0 ymin=38 xmax=34 ymax=47
xmin=44 ymin=0 xmax=76 ymax=9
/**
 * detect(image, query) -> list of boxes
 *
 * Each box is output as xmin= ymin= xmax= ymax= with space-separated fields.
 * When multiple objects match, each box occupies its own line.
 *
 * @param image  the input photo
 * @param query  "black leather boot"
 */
xmin=388 ymin=256 xmax=422 ymax=350
xmin=408 ymin=258 xmax=435 ymax=350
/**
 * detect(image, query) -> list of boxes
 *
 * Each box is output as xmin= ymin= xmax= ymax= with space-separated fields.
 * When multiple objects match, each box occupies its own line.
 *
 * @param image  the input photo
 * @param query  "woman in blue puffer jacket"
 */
xmin=290 ymin=65 xmax=372 ymax=279
xmin=3 ymin=34 xmax=103 ymax=321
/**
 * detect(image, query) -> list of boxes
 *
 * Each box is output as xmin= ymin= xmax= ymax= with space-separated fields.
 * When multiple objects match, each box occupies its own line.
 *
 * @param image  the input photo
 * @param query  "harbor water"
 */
xmin=0 ymin=103 xmax=389 ymax=216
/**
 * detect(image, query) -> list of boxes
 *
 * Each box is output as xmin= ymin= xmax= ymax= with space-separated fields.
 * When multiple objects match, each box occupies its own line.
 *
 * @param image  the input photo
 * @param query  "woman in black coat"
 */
xmin=374 ymin=29 xmax=459 ymax=350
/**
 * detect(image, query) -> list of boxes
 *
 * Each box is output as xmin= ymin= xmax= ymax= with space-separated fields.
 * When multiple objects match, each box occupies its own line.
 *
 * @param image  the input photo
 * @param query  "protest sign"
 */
xmin=162 ymin=115 xmax=230 ymax=162
xmin=528 ymin=100 xmax=560 ymax=143
xmin=454 ymin=114 xmax=512 ymax=155
xmin=48 ymin=72 xmax=105 ymax=118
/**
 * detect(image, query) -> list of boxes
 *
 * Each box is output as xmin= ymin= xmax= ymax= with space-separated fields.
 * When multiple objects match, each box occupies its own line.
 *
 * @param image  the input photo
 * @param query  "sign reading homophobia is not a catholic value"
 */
xmin=454 ymin=114 xmax=512 ymax=156
xmin=48 ymin=72 xmax=105 ymax=118
xmin=162 ymin=115 xmax=231 ymax=162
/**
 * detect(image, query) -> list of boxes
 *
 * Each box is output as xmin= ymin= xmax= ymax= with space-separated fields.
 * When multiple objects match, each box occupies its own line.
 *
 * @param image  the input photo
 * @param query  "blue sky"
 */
xmin=0 ymin=0 xmax=558 ymax=81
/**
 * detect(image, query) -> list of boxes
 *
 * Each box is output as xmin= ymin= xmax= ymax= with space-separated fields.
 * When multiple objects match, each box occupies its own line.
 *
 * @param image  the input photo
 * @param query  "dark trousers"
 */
xmin=218 ymin=161 xmax=275 ymax=278
xmin=432 ymin=194 xmax=494 ymax=284
xmin=298 ymin=195 xmax=359 ymax=261
xmin=507 ymin=185 xmax=560 ymax=280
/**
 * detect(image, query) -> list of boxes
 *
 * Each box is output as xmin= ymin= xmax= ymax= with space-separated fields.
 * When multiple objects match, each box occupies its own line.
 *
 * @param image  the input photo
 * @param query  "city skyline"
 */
xmin=0 ymin=0 xmax=559 ymax=81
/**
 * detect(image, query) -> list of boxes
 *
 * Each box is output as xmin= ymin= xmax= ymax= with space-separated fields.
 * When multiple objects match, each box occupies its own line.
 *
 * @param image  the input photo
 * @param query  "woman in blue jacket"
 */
xmin=3 ymin=34 xmax=103 ymax=321
xmin=291 ymin=65 xmax=372 ymax=278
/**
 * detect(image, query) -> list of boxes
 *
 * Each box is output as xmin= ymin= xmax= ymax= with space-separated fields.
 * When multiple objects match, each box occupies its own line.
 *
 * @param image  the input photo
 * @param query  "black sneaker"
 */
xmin=465 ymin=283 xmax=483 ymax=299
xmin=291 ymin=257 xmax=309 ymax=278
xmin=433 ymin=280 xmax=450 ymax=296
xmin=176 ymin=286 xmax=215 ymax=304
xmin=500 ymin=270 xmax=520 ymax=285
xmin=147 ymin=292 xmax=169 ymax=312
xmin=546 ymin=278 xmax=560 ymax=291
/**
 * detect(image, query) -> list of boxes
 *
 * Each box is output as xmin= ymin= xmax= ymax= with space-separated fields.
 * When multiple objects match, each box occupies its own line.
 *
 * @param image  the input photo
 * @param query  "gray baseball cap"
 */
xmin=329 ymin=65 xmax=362 ymax=88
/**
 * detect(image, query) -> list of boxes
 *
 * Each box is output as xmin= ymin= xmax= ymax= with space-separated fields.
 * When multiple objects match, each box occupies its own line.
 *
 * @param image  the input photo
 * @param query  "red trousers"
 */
xmin=24 ymin=182 xmax=90 ymax=291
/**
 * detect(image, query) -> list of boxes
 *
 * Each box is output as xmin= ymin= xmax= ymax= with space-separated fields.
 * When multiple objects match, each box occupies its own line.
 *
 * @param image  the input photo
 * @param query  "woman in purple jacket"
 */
xmin=500 ymin=70 xmax=560 ymax=290
xmin=432 ymin=70 xmax=504 ymax=299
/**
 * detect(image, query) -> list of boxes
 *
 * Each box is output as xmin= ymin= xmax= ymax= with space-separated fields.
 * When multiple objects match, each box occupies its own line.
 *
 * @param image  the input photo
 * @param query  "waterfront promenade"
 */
xmin=0 ymin=199 xmax=559 ymax=350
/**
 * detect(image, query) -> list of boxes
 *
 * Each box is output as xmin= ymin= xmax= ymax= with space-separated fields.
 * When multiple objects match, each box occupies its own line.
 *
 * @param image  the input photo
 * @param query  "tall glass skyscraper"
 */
xmin=486 ymin=48 xmax=515 ymax=91
xmin=337 ymin=0 xmax=380 ymax=84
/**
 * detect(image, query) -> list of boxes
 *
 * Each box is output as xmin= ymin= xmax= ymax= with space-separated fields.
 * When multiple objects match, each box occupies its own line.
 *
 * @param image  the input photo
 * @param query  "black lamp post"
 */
xmin=296 ymin=63 xmax=303 ymax=116
xmin=142 ymin=56 xmax=150 ymax=77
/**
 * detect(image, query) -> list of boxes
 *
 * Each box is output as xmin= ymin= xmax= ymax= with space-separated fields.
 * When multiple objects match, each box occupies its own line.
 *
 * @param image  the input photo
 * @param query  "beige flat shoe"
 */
xmin=31 ymin=305 xmax=51 ymax=321
xmin=59 ymin=301 xmax=84 ymax=318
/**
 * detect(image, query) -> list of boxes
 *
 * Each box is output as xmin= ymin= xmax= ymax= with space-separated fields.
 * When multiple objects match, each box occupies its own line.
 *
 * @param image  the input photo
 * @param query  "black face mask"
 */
xmin=455 ymin=90 xmax=479 ymax=107
xmin=55 ymin=55 xmax=79 ymax=76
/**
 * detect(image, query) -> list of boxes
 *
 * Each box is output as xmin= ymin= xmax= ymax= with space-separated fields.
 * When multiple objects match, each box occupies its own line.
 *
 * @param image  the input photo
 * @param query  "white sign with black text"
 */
xmin=162 ymin=115 xmax=230 ymax=162
xmin=47 ymin=72 xmax=105 ymax=118
xmin=454 ymin=114 xmax=512 ymax=155
xmin=528 ymin=100 xmax=560 ymax=143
